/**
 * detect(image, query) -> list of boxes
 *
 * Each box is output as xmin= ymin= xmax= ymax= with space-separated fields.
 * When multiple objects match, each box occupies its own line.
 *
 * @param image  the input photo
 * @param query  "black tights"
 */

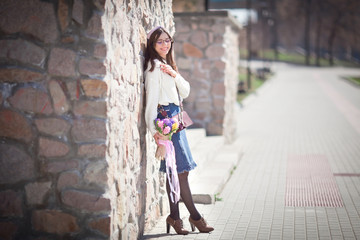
xmin=166 ymin=171 xmax=201 ymax=221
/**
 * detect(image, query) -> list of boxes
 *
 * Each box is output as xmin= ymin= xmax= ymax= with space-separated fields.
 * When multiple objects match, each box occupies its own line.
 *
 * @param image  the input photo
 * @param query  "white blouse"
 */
xmin=145 ymin=59 xmax=190 ymax=136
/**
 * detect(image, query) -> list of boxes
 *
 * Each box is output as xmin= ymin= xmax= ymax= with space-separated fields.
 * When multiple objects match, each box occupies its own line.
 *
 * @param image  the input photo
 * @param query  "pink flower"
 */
xmin=163 ymin=126 xmax=171 ymax=135
xmin=157 ymin=120 xmax=164 ymax=129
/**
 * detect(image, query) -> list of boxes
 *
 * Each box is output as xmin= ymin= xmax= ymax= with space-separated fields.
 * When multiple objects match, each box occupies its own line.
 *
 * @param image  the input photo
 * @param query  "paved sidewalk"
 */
xmin=142 ymin=64 xmax=360 ymax=240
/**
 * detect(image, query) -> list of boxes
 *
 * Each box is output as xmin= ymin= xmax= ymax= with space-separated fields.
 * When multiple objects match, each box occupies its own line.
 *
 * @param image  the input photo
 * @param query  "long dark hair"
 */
xmin=144 ymin=27 xmax=177 ymax=73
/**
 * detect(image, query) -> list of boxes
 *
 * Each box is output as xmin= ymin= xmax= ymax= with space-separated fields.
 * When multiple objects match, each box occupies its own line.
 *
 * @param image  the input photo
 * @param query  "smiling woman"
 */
xmin=143 ymin=26 xmax=214 ymax=235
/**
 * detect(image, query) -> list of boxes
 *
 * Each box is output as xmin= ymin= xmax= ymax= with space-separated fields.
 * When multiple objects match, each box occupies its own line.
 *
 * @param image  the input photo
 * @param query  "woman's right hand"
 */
xmin=153 ymin=132 xmax=168 ymax=145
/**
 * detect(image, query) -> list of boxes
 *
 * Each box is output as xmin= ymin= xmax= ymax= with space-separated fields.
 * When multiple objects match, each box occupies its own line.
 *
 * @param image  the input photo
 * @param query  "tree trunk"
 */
xmin=315 ymin=1 xmax=322 ymax=66
xmin=304 ymin=0 xmax=312 ymax=65
xmin=270 ymin=0 xmax=279 ymax=60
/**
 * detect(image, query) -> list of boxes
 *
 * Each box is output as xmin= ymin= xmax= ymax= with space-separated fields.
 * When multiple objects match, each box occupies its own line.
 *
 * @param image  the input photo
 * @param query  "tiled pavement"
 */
xmin=142 ymin=64 xmax=360 ymax=240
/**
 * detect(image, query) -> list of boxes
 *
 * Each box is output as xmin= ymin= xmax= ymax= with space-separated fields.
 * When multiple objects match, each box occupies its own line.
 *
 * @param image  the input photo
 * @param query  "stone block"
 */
xmin=211 ymin=23 xmax=226 ymax=34
xmin=72 ymin=0 xmax=84 ymax=24
xmin=88 ymin=217 xmax=110 ymax=236
xmin=39 ymin=137 xmax=70 ymax=158
xmin=48 ymin=48 xmax=76 ymax=77
xmin=0 ymin=144 xmax=34 ymax=184
xmin=32 ymin=210 xmax=79 ymax=234
xmin=0 ymin=68 xmax=44 ymax=83
xmin=49 ymin=80 xmax=70 ymax=115
xmin=210 ymin=68 xmax=225 ymax=80
xmin=190 ymin=31 xmax=208 ymax=49
xmin=25 ymin=181 xmax=52 ymax=205
xmin=211 ymin=82 xmax=226 ymax=96
xmin=43 ymin=160 xmax=78 ymax=173
xmin=205 ymin=45 xmax=225 ymax=59
xmin=0 ymin=39 xmax=46 ymax=67
xmin=35 ymin=118 xmax=71 ymax=136
xmin=0 ymin=0 xmax=59 ymax=43
xmin=183 ymin=43 xmax=203 ymax=58
xmin=213 ymin=97 xmax=225 ymax=109
xmin=73 ymin=100 xmax=106 ymax=118
xmin=94 ymin=43 xmax=107 ymax=58
xmin=93 ymin=0 xmax=106 ymax=11
xmin=0 ymin=222 xmax=18 ymax=240
xmin=72 ymin=119 xmax=106 ymax=142
xmin=86 ymin=13 xmax=103 ymax=39
xmin=215 ymin=60 xmax=226 ymax=70
xmin=78 ymin=144 xmax=106 ymax=158
xmin=0 ymin=190 xmax=23 ymax=217
xmin=84 ymin=161 xmax=108 ymax=186
xmin=66 ymin=81 xmax=80 ymax=100
xmin=79 ymin=58 xmax=106 ymax=77
xmin=9 ymin=88 xmax=53 ymax=115
xmin=0 ymin=109 xmax=32 ymax=142
xmin=58 ymin=0 xmax=70 ymax=32
xmin=80 ymin=79 xmax=107 ymax=98
xmin=57 ymin=171 xmax=80 ymax=190
xmin=62 ymin=190 xmax=111 ymax=212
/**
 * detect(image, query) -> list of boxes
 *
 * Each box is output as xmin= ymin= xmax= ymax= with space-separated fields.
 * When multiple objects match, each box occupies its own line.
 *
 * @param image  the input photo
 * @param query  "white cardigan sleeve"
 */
xmin=174 ymin=74 xmax=190 ymax=99
xmin=145 ymin=68 xmax=160 ymax=136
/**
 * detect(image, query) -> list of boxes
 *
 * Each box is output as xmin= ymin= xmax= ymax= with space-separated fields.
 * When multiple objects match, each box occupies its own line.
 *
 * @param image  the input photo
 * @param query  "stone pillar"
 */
xmin=0 ymin=0 xmax=174 ymax=239
xmin=174 ymin=11 xmax=241 ymax=143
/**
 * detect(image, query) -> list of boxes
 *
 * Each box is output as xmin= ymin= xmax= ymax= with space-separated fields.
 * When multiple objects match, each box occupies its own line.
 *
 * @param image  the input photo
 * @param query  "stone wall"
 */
xmin=174 ymin=11 xmax=241 ymax=143
xmin=0 ymin=0 xmax=173 ymax=239
xmin=103 ymin=1 xmax=174 ymax=239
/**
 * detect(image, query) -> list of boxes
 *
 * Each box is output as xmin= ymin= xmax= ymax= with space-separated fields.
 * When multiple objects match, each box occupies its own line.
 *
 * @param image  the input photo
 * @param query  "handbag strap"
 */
xmin=175 ymin=86 xmax=184 ymax=123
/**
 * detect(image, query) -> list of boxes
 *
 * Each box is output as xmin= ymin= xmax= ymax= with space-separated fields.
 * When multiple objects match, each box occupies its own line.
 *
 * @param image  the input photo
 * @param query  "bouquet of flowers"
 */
xmin=154 ymin=117 xmax=180 ymax=203
xmin=154 ymin=118 xmax=179 ymax=140
xmin=154 ymin=118 xmax=179 ymax=160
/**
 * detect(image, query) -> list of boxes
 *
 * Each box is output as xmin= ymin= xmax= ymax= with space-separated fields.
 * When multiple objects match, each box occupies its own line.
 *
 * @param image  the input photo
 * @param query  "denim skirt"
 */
xmin=158 ymin=103 xmax=197 ymax=173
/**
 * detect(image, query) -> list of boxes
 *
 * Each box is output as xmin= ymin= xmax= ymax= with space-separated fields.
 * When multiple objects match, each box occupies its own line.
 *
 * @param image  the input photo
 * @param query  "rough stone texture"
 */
xmin=73 ymin=100 xmax=106 ymax=118
xmin=0 ymin=39 xmax=46 ymax=67
xmin=38 ymin=137 xmax=70 ymax=158
xmin=72 ymin=0 xmax=84 ymax=25
xmin=42 ymin=160 xmax=79 ymax=174
xmin=0 ymin=0 xmax=59 ymax=43
xmin=57 ymin=171 xmax=80 ymax=190
xmin=71 ymin=118 xmax=106 ymax=142
xmin=84 ymin=161 xmax=108 ymax=187
xmin=48 ymin=48 xmax=76 ymax=77
xmin=88 ymin=217 xmax=110 ymax=236
xmin=58 ymin=0 xmax=70 ymax=32
xmin=32 ymin=210 xmax=79 ymax=234
xmin=0 ymin=144 xmax=34 ymax=184
xmin=79 ymin=58 xmax=106 ymax=77
xmin=0 ymin=190 xmax=23 ymax=217
xmin=0 ymin=222 xmax=18 ymax=240
xmin=25 ymin=182 xmax=52 ymax=205
xmin=80 ymin=79 xmax=107 ymax=98
xmin=103 ymin=0 xmax=174 ymax=238
xmin=35 ymin=118 xmax=71 ymax=136
xmin=0 ymin=68 xmax=44 ymax=83
xmin=174 ymin=12 xmax=241 ymax=143
xmin=0 ymin=0 xmax=174 ymax=238
xmin=62 ymin=190 xmax=111 ymax=212
xmin=78 ymin=144 xmax=106 ymax=158
xmin=9 ymin=88 xmax=53 ymax=115
xmin=0 ymin=109 xmax=33 ymax=142
xmin=49 ymin=80 xmax=70 ymax=115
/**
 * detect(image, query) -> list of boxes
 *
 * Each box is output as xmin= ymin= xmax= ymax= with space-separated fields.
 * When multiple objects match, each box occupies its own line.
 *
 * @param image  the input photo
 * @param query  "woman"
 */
xmin=144 ymin=26 xmax=214 ymax=235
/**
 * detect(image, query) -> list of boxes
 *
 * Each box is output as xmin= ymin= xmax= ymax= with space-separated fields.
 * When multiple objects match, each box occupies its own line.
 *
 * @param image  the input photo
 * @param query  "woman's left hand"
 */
xmin=160 ymin=64 xmax=177 ymax=78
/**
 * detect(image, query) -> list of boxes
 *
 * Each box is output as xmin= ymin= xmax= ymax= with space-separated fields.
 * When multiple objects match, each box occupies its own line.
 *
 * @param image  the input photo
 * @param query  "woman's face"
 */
xmin=154 ymin=32 xmax=172 ymax=59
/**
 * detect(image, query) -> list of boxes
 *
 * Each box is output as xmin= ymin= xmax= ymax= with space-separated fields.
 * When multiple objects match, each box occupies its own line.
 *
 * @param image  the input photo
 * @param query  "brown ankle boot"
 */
xmin=189 ymin=216 xmax=214 ymax=233
xmin=166 ymin=216 xmax=189 ymax=235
